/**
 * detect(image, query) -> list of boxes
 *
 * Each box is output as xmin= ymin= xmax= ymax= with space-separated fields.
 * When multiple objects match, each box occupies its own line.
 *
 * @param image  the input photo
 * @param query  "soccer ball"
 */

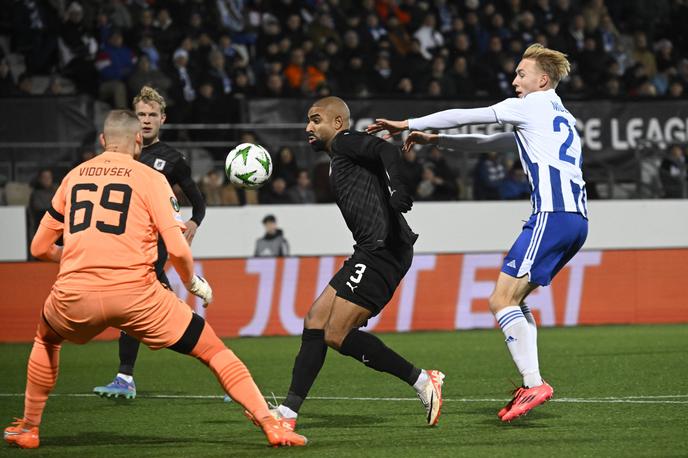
xmin=225 ymin=143 xmax=273 ymax=189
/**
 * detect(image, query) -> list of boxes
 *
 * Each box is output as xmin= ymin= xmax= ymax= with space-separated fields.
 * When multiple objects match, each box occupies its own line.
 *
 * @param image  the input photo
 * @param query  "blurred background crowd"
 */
xmin=1 ymin=0 xmax=687 ymax=221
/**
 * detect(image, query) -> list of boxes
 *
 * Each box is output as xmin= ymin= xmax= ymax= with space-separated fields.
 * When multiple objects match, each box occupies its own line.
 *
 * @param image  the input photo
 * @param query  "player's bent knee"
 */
xmin=168 ymin=313 xmax=206 ymax=355
xmin=488 ymin=292 xmax=510 ymax=313
xmin=323 ymin=327 xmax=346 ymax=350
xmin=186 ymin=321 xmax=227 ymax=365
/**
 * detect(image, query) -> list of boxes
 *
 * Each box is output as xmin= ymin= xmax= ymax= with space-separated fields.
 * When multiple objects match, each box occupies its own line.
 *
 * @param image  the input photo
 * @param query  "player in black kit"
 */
xmin=250 ymin=97 xmax=445 ymax=430
xmin=93 ymin=87 xmax=206 ymax=398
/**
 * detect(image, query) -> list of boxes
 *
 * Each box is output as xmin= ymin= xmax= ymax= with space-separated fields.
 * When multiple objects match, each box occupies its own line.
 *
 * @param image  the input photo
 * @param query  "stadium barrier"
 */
xmin=1 ymin=248 xmax=687 ymax=343
xmin=2 ymin=200 xmax=688 ymax=261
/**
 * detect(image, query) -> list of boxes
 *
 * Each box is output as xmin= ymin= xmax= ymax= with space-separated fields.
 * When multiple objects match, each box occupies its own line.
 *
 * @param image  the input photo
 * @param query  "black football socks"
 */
xmin=284 ymin=328 xmax=328 ymax=413
xmin=340 ymin=329 xmax=421 ymax=386
xmin=118 ymin=331 xmax=140 ymax=376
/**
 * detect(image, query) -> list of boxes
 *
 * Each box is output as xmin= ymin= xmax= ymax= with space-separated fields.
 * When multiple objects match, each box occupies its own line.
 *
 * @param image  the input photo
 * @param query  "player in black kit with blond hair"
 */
xmin=93 ymin=86 xmax=206 ymax=398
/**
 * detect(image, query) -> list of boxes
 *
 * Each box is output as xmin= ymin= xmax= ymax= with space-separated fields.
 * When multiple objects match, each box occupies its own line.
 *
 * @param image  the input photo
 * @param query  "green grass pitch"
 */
xmin=1 ymin=325 xmax=687 ymax=457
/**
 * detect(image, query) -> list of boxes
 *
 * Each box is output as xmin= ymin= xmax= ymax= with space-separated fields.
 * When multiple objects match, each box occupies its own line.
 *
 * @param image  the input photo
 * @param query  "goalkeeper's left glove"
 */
xmin=186 ymin=274 xmax=213 ymax=307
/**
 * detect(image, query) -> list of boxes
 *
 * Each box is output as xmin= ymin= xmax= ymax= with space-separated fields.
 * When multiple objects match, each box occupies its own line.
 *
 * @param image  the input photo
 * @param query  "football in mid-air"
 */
xmin=225 ymin=143 xmax=273 ymax=189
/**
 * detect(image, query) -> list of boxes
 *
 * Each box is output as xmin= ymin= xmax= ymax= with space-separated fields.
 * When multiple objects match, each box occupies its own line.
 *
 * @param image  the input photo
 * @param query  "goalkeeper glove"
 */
xmin=186 ymin=274 xmax=213 ymax=307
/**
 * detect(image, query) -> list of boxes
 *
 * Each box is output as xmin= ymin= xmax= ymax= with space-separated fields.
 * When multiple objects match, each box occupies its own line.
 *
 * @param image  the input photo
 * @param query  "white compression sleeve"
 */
xmin=408 ymin=107 xmax=498 ymax=130
xmin=437 ymin=132 xmax=517 ymax=153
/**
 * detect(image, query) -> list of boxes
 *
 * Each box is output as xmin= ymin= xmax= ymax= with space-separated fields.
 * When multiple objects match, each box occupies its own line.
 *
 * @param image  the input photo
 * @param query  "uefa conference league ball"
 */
xmin=225 ymin=143 xmax=273 ymax=189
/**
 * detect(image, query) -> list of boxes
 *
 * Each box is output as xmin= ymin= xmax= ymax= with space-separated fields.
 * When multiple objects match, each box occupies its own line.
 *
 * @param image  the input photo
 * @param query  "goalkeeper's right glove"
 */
xmin=186 ymin=274 xmax=213 ymax=307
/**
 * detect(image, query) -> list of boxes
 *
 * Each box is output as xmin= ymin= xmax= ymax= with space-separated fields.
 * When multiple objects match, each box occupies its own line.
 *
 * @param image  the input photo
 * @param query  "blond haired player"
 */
xmin=368 ymin=44 xmax=588 ymax=421
xmin=4 ymin=110 xmax=306 ymax=449
xmin=94 ymin=86 xmax=206 ymax=399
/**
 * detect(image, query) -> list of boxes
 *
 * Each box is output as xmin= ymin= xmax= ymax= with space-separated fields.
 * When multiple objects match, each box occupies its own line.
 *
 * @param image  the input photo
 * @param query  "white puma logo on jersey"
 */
xmin=346 ymin=281 xmax=358 ymax=293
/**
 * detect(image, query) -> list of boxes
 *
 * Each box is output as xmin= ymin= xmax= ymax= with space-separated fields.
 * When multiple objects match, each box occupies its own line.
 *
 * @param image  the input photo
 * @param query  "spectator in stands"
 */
xmin=168 ymin=48 xmax=196 ymax=123
xmin=312 ymin=152 xmax=335 ymax=203
xmin=578 ymin=35 xmax=608 ymax=87
xmin=72 ymin=145 xmax=97 ymax=168
xmin=0 ymin=58 xmax=18 ymax=97
xmin=473 ymin=152 xmax=505 ymax=200
xmin=414 ymin=13 xmax=444 ymax=60
xmin=499 ymin=163 xmax=531 ymax=200
xmin=369 ymin=53 xmax=394 ymax=95
xmin=127 ymin=54 xmax=171 ymax=98
xmin=660 ymin=144 xmax=687 ymax=198
xmin=416 ymin=165 xmax=456 ymax=201
xmin=493 ymin=56 xmax=517 ymax=97
xmin=566 ymin=14 xmax=586 ymax=57
xmin=205 ymin=50 xmax=233 ymax=97
xmin=423 ymin=56 xmax=455 ymax=97
xmin=44 ymin=75 xmax=70 ymax=95
xmin=399 ymin=147 xmax=423 ymax=196
xmin=288 ymin=169 xmax=316 ymax=204
xmin=425 ymin=146 xmax=459 ymax=197
xmin=96 ymin=30 xmax=136 ymax=108
xmin=199 ymin=169 xmax=235 ymax=205
xmin=448 ymin=56 xmax=476 ymax=97
xmin=218 ymin=34 xmax=250 ymax=70
xmin=340 ymin=55 xmax=371 ymax=97
xmin=154 ymin=8 xmax=178 ymax=61
xmin=231 ymin=70 xmax=256 ymax=98
xmin=544 ymin=21 xmax=568 ymax=53
xmin=668 ymin=79 xmax=685 ymax=98
xmin=11 ymin=0 xmax=58 ymax=74
xmin=254 ymin=214 xmax=290 ymax=257
xmin=260 ymin=73 xmax=287 ymax=97
xmin=273 ymin=146 xmax=299 ymax=187
xmin=17 ymin=73 xmax=33 ymax=95
xmin=260 ymin=177 xmax=291 ymax=204
xmin=631 ymin=31 xmax=657 ymax=79
xmin=29 ymin=168 xmax=57 ymax=236
xmin=191 ymin=81 xmax=226 ymax=157
xmin=58 ymin=1 xmax=98 ymax=96
xmin=283 ymin=48 xmax=307 ymax=93
xmin=138 ymin=35 xmax=161 ymax=70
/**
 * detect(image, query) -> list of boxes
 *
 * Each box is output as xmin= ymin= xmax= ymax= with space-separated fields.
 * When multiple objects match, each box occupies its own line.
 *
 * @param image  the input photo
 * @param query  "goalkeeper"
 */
xmin=4 ymin=110 xmax=306 ymax=449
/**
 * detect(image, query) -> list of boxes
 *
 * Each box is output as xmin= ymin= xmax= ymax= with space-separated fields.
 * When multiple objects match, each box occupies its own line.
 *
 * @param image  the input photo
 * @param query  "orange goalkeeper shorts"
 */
xmin=42 ymin=281 xmax=193 ymax=350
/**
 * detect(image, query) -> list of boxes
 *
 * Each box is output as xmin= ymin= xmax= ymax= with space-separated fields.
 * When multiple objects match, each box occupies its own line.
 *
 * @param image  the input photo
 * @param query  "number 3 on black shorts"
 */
xmin=346 ymin=263 xmax=367 ymax=292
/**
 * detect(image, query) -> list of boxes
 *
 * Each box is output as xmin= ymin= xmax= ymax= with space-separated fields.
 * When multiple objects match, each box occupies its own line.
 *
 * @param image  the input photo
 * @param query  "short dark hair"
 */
xmin=262 ymin=214 xmax=276 ymax=224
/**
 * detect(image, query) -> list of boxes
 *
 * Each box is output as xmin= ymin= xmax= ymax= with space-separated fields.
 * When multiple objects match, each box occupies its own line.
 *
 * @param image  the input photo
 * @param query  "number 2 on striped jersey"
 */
xmin=553 ymin=116 xmax=576 ymax=165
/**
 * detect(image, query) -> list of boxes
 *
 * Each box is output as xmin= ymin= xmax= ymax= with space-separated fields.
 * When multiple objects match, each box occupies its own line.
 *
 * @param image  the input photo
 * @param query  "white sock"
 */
xmin=117 ymin=373 xmax=134 ymax=384
xmin=277 ymin=404 xmax=298 ymax=419
xmin=495 ymin=306 xmax=542 ymax=388
xmin=413 ymin=370 xmax=429 ymax=392
xmin=521 ymin=304 xmax=539 ymax=361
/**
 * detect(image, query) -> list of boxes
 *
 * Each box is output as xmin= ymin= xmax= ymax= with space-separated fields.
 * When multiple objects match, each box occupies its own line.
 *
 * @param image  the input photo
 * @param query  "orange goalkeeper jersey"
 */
xmin=40 ymin=151 xmax=186 ymax=290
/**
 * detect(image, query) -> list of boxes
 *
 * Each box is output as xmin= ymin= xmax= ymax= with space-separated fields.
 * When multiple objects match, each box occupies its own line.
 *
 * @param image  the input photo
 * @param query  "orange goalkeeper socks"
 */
xmin=191 ymin=323 xmax=271 ymax=421
xmin=23 ymin=335 xmax=61 ymax=426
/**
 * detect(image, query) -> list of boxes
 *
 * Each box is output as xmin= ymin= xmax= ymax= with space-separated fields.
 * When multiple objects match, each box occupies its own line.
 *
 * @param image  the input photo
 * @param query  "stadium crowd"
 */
xmin=1 ymin=0 xmax=688 ymax=210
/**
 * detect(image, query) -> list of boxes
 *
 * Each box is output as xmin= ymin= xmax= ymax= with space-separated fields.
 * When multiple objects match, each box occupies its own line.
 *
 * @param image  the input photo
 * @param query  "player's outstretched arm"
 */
xmin=434 ymin=132 xmax=517 ymax=153
xmin=30 ymin=224 xmax=63 ymax=262
xmin=366 ymin=119 xmax=409 ymax=139
xmin=367 ymin=107 xmax=498 ymax=139
xmin=403 ymin=131 xmax=439 ymax=152
xmin=408 ymin=107 xmax=498 ymax=131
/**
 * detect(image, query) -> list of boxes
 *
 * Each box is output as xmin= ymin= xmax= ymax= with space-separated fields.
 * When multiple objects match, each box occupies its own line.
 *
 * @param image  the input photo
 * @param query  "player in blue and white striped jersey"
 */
xmin=367 ymin=44 xmax=588 ymax=422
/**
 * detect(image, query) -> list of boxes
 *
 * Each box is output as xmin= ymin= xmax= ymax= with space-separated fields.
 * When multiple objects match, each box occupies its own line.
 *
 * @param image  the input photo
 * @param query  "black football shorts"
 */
xmin=329 ymin=244 xmax=413 ymax=316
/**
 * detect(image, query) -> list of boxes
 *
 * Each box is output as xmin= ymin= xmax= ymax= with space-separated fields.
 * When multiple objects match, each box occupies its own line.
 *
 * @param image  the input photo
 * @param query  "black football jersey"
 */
xmin=139 ymin=141 xmax=206 ymax=225
xmin=329 ymin=130 xmax=417 ymax=250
